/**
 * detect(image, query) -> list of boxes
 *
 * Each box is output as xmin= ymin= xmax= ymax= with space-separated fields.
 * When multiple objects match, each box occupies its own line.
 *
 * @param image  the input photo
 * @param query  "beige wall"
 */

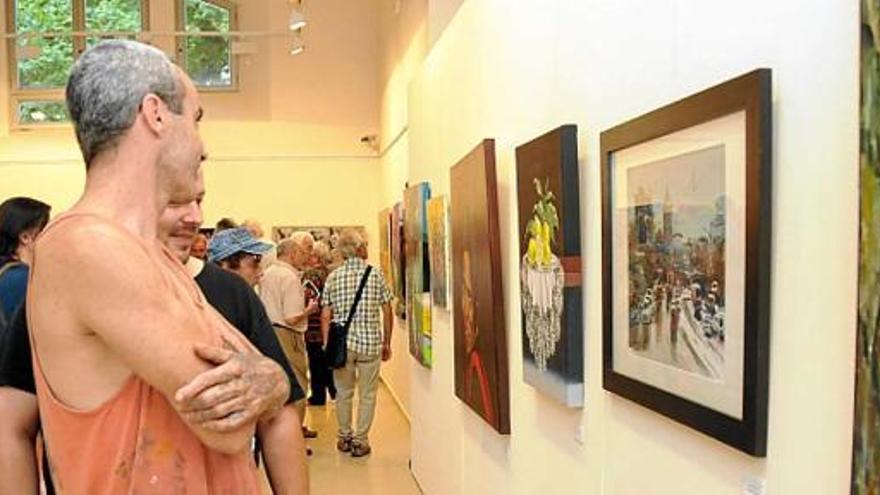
xmin=0 ymin=0 xmax=384 ymax=259
xmin=374 ymin=0 xmax=428 ymax=415
xmin=381 ymin=0 xmax=859 ymax=494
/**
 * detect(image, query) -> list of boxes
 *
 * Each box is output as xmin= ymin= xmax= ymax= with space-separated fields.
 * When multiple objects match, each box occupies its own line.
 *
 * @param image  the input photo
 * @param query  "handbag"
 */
xmin=325 ymin=266 xmax=372 ymax=369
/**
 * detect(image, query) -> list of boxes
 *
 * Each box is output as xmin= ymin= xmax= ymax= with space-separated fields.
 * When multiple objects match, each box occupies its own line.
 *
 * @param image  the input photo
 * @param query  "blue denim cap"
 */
xmin=207 ymin=227 xmax=272 ymax=262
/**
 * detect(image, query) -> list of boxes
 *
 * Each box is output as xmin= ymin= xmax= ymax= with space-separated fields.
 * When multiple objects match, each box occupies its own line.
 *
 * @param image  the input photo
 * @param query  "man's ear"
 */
xmin=18 ymin=231 xmax=35 ymax=248
xmin=140 ymin=93 xmax=167 ymax=136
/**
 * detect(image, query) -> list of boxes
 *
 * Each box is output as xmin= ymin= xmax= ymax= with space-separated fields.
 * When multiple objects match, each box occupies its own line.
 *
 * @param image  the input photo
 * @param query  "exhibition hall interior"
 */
xmin=0 ymin=0 xmax=872 ymax=493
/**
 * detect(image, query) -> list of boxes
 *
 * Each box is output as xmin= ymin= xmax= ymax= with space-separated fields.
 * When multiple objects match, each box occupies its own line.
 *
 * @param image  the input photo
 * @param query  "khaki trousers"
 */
xmin=274 ymin=326 xmax=309 ymax=423
xmin=333 ymin=350 xmax=381 ymax=444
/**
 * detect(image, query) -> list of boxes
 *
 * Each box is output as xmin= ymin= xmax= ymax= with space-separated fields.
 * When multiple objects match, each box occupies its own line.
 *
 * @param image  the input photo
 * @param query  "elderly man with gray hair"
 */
xmin=321 ymin=229 xmax=393 ymax=458
xmin=260 ymin=231 xmax=321 ymax=439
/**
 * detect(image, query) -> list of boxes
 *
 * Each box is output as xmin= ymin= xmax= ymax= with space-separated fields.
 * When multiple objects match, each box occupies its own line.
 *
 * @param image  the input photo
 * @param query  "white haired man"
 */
xmin=321 ymin=229 xmax=393 ymax=457
xmin=260 ymin=232 xmax=321 ymax=439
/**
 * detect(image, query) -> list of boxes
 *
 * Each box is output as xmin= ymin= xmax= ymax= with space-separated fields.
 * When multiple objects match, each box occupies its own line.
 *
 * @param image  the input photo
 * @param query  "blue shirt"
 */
xmin=0 ymin=263 xmax=28 ymax=322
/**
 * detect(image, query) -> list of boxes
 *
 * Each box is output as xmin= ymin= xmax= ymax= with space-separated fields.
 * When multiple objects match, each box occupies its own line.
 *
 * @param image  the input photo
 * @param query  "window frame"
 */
xmin=175 ymin=0 xmax=239 ymax=92
xmin=5 ymin=0 xmax=151 ymax=129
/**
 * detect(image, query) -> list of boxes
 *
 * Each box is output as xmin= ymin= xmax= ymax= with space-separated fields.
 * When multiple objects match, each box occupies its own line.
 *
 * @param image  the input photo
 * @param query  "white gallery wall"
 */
xmin=393 ymin=0 xmax=859 ymax=493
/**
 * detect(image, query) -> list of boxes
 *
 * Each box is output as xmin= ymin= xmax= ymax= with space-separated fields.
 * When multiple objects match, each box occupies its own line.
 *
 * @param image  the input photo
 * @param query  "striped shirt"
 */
xmin=323 ymin=257 xmax=392 ymax=357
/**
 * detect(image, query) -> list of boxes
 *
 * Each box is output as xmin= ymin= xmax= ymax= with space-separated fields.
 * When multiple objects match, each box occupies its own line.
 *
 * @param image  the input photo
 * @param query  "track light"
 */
xmin=290 ymin=35 xmax=306 ymax=55
xmin=289 ymin=5 xmax=307 ymax=31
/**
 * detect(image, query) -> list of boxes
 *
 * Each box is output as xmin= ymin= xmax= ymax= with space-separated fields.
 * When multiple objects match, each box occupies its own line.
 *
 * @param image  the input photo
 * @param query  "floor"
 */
xmin=264 ymin=380 xmax=422 ymax=495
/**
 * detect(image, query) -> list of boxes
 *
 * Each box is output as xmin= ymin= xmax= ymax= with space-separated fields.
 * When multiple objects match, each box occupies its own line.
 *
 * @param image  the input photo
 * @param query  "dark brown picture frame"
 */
xmin=600 ymin=69 xmax=772 ymax=456
xmin=451 ymin=139 xmax=511 ymax=434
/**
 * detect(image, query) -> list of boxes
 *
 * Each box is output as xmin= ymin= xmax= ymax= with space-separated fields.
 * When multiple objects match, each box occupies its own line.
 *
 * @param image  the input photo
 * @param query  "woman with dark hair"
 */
xmin=0 ymin=197 xmax=51 ymax=323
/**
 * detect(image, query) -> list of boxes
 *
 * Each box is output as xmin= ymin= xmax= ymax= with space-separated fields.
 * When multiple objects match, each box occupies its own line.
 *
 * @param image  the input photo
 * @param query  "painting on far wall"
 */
xmin=451 ymin=139 xmax=510 ymax=434
xmin=404 ymin=182 xmax=432 ymax=368
xmin=515 ymin=124 xmax=583 ymax=407
xmin=855 ymin=5 xmax=880 ymax=492
xmin=390 ymin=202 xmax=406 ymax=318
xmin=272 ymin=225 xmax=368 ymax=251
xmin=427 ymin=195 xmax=449 ymax=310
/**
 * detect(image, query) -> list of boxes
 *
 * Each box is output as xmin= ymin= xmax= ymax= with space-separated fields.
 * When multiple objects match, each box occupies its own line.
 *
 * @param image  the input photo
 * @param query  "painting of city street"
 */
xmin=626 ymin=144 xmax=726 ymax=381
xmin=602 ymin=69 xmax=770 ymax=456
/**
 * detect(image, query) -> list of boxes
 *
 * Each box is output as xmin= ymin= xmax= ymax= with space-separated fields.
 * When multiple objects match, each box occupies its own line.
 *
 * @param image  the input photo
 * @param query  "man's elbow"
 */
xmin=197 ymin=426 xmax=256 ymax=456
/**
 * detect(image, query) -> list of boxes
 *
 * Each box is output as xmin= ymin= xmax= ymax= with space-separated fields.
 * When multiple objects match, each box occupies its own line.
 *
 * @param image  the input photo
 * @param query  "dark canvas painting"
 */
xmin=451 ymin=139 xmax=510 ymax=434
xmin=427 ymin=196 xmax=449 ymax=309
xmin=405 ymin=182 xmax=432 ymax=367
xmin=855 ymin=5 xmax=880 ymax=492
xmin=391 ymin=202 xmax=406 ymax=318
xmin=516 ymin=125 xmax=583 ymax=407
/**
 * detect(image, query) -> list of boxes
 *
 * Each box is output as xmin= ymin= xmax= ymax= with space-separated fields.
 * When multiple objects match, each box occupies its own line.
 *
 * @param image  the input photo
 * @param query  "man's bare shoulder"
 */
xmin=39 ymin=214 xmax=141 ymax=251
xmin=37 ymin=215 xmax=152 ymax=272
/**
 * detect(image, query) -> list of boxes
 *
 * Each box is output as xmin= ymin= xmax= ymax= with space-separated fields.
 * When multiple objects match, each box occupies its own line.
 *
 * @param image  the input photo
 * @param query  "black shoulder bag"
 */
xmin=326 ymin=266 xmax=372 ymax=369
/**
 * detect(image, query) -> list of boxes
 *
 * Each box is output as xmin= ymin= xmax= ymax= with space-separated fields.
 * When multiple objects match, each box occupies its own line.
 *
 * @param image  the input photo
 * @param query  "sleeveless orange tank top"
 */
xmin=28 ymin=214 xmax=260 ymax=494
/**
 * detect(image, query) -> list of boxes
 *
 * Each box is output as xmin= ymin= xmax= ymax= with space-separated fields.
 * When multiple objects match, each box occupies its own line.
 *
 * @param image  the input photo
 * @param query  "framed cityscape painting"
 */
xmin=601 ymin=69 xmax=772 ymax=456
xmin=451 ymin=139 xmax=510 ymax=434
xmin=516 ymin=124 xmax=583 ymax=407
xmin=405 ymin=182 xmax=432 ymax=367
xmin=855 ymin=5 xmax=880 ymax=492
xmin=427 ymin=195 xmax=449 ymax=310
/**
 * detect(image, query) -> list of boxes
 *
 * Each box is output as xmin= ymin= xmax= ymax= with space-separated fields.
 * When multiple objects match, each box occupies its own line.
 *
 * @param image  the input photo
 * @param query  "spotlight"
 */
xmin=290 ymin=36 xmax=306 ymax=55
xmin=289 ymin=5 xmax=307 ymax=31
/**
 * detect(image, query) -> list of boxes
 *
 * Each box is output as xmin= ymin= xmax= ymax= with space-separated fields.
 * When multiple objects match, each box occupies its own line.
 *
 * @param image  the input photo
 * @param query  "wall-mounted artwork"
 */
xmin=601 ymin=69 xmax=771 ymax=456
xmin=427 ymin=196 xmax=449 ymax=310
xmin=390 ymin=202 xmax=406 ymax=318
xmin=405 ymin=182 xmax=432 ymax=367
xmin=451 ymin=139 xmax=510 ymax=434
xmin=855 ymin=6 xmax=880 ymax=492
xmin=378 ymin=209 xmax=392 ymax=288
xmin=272 ymin=225 xmax=367 ymax=250
xmin=516 ymin=125 xmax=583 ymax=407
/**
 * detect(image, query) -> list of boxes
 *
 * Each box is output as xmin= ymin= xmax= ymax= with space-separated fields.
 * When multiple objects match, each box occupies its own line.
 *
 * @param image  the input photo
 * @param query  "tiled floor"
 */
xmin=294 ymin=380 xmax=421 ymax=495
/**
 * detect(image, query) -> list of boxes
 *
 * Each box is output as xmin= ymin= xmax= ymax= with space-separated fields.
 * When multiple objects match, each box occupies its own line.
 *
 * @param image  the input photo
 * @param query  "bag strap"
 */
xmin=0 ymin=262 xmax=25 ymax=326
xmin=0 ymin=261 xmax=24 ymax=279
xmin=343 ymin=266 xmax=372 ymax=330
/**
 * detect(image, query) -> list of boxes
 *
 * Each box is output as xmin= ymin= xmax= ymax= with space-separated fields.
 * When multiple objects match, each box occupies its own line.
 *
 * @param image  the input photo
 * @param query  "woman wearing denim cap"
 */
xmin=208 ymin=227 xmax=274 ymax=287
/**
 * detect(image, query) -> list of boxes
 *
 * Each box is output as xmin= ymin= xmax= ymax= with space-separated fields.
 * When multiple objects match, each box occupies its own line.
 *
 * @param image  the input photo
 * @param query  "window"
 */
xmin=177 ymin=0 xmax=237 ymax=89
xmin=6 ymin=0 xmax=147 ymax=126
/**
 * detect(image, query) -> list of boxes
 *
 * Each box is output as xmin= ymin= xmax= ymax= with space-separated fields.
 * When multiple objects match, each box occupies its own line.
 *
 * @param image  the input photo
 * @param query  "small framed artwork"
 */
xmin=516 ymin=124 xmax=583 ymax=407
xmin=427 ymin=195 xmax=449 ymax=310
xmin=378 ymin=209 xmax=393 ymax=288
xmin=601 ymin=69 xmax=772 ymax=456
xmin=391 ymin=203 xmax=407 ymax=319
xmin=404 ymin=182 xmax=432 ymax=367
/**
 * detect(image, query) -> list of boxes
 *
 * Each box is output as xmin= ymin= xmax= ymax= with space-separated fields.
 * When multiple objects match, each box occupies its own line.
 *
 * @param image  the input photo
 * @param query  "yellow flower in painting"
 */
xmin=528 ymin=237 xmax=538 ymax=265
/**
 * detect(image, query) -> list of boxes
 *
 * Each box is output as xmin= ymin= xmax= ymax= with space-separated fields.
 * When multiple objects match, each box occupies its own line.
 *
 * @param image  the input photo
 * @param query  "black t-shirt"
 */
xmin=195 ymin=262 xmax=304 ymax=403
xmin=0 ymin=304 xmax=33 ymax=392
xmin=0 ymin=261 xmax=304 ymax=404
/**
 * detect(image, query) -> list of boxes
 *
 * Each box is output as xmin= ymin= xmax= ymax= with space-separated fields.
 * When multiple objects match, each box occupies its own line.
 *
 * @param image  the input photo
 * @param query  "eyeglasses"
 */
xmin=233 ymin=253 xmax=262 ymax=268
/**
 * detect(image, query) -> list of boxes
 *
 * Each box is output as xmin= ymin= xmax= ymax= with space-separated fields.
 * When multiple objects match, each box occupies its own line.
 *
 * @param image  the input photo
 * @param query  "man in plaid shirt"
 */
xmin=321 ymin=229 xmax=393 ymax=458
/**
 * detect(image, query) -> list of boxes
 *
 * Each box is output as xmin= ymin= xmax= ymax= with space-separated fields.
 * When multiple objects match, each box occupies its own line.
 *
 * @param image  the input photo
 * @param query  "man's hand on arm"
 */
xmin=174 ymin=343 xmax=290 ymax=431
xmin=59 ymin=224 xmax=261 ymax=454
xmin=283 ymin=300 xmax=319 ymax=329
